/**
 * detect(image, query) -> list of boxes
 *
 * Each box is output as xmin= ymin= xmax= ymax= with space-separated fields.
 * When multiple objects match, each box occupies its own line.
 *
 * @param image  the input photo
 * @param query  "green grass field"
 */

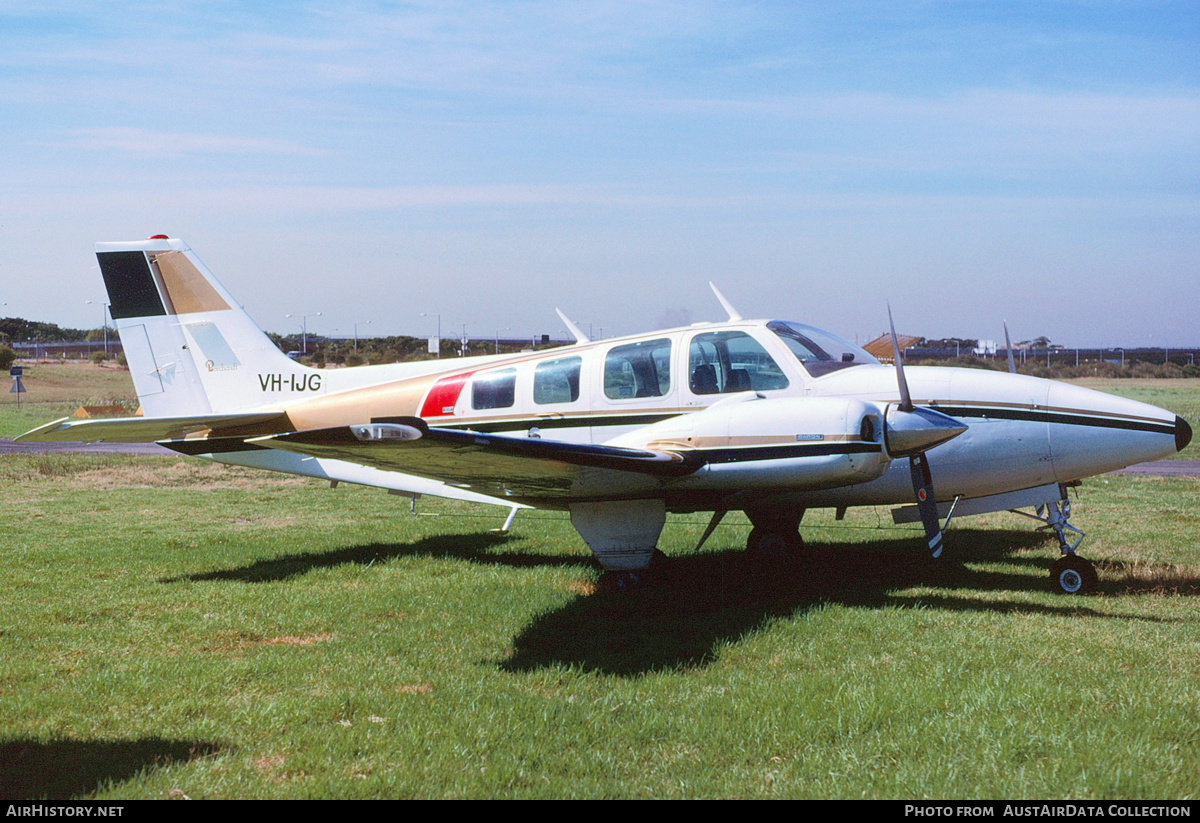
xmin=2 ymin=364 xmax=1198 ymax=799
xmin=1 ymin=361 xmax=138 ymax=439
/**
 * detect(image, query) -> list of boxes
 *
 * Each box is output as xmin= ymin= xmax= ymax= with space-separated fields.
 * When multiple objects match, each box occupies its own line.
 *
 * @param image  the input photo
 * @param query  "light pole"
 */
xmin=286 ymin=311 xmax=322 ymax=354
xmin=457 ymin=322 xmax=470 ymax=357
xmin=421 ymin=313 xmax=441 ymax=358
xmin=495 ymin=327 xmax=509 ymax=354
xmin=354 ymin=320 xmax=371 ymax=352
xmin=85 ymin=300 xmax=110 ymax=355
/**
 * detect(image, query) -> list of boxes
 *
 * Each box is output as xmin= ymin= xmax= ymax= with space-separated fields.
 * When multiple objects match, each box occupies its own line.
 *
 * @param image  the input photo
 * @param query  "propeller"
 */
xmin=1003 ymin=321 xmax=1017 ymax=374
xmin=885 ymin=305 xmax=967 ymax=558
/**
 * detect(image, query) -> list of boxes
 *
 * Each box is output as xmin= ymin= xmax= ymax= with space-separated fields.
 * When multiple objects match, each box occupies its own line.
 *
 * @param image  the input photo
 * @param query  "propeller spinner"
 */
xmin=886 ymin=305 xmax=967 ymax=557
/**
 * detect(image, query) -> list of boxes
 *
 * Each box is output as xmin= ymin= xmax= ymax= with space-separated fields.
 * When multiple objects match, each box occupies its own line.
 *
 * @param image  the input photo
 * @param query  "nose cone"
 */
xmin=1046 ymin=381 xmax=1184 ymax=478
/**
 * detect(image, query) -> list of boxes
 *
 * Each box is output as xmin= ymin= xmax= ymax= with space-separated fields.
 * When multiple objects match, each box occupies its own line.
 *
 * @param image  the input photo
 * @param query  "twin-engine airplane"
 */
xmin=19 ymin=237 xmax=1192 ymax=594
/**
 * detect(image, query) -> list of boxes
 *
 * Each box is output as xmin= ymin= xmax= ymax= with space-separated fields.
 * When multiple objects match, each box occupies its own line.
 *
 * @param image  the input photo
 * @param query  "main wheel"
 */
xmin=598 ymin=570 xmax=641 ymax=593
xmin=746 ymin=527 xmax=804 ymax=560
xmin=1050 ymin=555 xmax=1098 ymax=595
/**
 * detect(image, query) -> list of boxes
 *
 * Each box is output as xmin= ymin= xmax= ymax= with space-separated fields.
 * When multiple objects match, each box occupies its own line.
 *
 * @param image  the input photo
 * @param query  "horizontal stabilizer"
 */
xmin=16 ymin=411 xmax=288 ymax=443
xmin=250 ymin=417 xmax=701 ymax=501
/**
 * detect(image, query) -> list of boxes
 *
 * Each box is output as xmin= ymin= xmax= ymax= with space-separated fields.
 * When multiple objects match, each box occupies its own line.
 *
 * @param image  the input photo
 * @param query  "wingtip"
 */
xmin=13 ymin=417 xmax=75 ymax=443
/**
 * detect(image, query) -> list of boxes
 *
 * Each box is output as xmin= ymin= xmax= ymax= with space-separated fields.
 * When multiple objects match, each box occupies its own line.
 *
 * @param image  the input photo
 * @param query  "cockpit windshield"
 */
xmin=768 ymin=320 xmax=879 ymax=378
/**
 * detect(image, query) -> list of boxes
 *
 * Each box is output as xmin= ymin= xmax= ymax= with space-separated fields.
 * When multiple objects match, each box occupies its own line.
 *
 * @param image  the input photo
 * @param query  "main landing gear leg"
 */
xmin=1021 ymin=498 xmax=1097 ymax=595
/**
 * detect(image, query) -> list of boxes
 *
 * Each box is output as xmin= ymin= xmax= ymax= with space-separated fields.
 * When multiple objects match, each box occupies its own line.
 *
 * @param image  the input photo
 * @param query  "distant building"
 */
xmin=862 ymin=334 xmax=924 ymax=363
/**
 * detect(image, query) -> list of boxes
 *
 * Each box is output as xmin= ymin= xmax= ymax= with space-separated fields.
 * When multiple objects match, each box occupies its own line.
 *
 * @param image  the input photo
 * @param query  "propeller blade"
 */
xmin=886 ymin=303 xmax=956 ymax=558
xmin=887 ymin=303 xmax=913 ymax=412
xmin=909 ymin=452 xmax=944 ymax=558
xmin=1004 ymin=321 xmax=1016 ymax=374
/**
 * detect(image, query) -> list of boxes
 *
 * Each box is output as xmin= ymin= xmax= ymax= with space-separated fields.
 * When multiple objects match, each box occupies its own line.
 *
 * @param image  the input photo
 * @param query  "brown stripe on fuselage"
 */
xmin=644 ymin=434 xmax=865 ymax=451
xmin=280 ymin=372 xmax=443 ymax=432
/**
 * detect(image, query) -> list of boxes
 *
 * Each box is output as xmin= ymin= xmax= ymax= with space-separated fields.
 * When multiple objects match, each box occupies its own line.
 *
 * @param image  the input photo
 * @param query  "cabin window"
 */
xmin=534 ymin=356 xmax=581 ymax=405
xmin=688 ymin=331 xmax=789 ymax=394
xmin=472 ymin=368 xmax=516 ymax=410
xmin=604 ymin=339 xmax=672 ymax=400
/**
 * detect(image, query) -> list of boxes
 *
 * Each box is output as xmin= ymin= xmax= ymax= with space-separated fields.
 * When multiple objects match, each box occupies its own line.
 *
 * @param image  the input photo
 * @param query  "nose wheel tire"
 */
xmin=1050 ymin=555 xmax=1098 ymax=595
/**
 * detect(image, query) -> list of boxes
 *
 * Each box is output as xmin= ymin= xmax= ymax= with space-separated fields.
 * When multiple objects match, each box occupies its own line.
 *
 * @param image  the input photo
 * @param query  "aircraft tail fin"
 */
xmin=96 ymin=237 xmax=314 ymax=417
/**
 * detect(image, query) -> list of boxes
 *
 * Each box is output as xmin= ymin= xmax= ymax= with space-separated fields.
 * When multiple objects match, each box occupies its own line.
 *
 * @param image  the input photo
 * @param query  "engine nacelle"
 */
xmin=610 ymin=394 xmax=890 ymax=492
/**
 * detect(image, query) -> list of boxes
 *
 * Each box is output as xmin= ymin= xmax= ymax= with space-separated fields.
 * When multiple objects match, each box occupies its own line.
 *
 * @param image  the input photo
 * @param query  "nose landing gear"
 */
xmin=1015 ymin=498 xmax=1097 ymax=594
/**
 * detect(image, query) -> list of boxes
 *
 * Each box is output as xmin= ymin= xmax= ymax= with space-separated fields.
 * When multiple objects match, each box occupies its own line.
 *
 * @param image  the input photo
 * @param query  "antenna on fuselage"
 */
xmin=555 ymin=308 xmax=591 ymax=344
xmin=709 ymin=282 xmax=742 ymax=322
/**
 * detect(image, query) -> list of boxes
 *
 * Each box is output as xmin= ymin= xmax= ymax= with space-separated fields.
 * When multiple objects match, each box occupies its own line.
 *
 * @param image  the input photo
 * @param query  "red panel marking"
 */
xmin=917 ymin=489 xmax=927 ymax=502
xmin=419 ymin=371 xmax=477 ymax=418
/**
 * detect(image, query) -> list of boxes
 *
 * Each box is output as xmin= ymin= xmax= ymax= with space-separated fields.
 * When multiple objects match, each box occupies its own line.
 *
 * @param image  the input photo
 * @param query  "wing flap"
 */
xmin=250 ymin=418 xmax=700 ymax=501
xmin=16 ymin=411 xmax=289 ymax=443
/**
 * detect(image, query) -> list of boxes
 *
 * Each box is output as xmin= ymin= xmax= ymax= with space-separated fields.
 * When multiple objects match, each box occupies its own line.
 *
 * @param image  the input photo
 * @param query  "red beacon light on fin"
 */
xmin=148 ymin=234 xmax=169 ymax=239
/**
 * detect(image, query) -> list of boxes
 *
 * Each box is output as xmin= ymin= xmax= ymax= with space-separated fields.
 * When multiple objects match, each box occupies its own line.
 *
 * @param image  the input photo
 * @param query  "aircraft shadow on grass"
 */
xmin=163 ymin=526 xmax=1200 ymax=677
xmin=160 ymin=531 xmax=569 ymax=584
xmin=0 ymin=737 xmax=220 ymax=800
xmin=500 ymin=529 xmax=1200 ymax=676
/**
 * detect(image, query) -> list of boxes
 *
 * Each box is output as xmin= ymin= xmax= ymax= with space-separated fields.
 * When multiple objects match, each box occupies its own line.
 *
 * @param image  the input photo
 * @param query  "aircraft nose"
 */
xmin=1045 ymin=381 xmax=1185 ymax=477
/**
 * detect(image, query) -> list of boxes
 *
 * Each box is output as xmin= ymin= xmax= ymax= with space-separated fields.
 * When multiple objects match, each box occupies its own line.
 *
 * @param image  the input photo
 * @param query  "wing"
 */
xmin=250 ymin=417 xmax=701 ymax=502
xmin=16 ymin=411 xmax=288 ymax=443
xmin=18 ymin=411 xmax=528 ymax=510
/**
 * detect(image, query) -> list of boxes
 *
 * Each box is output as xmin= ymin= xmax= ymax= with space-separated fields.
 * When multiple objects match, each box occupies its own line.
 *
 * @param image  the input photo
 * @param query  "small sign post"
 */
xmin=10 ymin=365 xmax=26 ymax=408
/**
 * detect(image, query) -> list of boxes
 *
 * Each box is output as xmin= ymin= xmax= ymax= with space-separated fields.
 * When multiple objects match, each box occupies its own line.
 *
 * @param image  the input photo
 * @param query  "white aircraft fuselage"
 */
xmin=19 ymin=238 xmax=1191 ymax=592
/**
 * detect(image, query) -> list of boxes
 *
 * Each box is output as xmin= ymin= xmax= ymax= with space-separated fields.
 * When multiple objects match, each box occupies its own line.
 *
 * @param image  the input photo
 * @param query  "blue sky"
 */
xmin=2 ymin=1 xmax=1197 ymax=347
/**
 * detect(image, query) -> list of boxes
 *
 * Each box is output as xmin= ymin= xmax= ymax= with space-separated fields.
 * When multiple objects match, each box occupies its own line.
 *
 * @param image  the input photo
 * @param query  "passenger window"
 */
xmin=472 ymin=368 xmax=516 ymax=410
xmin=688 ymin=331 xmax=789 ymax=394
xmin=604 ymin=339 xmax=672 ymax=400
xmin=533 ymin=356 xmax=581 ymax=405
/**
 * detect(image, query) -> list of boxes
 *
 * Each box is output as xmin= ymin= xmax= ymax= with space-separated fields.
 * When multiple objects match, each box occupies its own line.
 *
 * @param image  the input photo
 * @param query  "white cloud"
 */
xmin=56 ymin=128 xmax=332 ymax=158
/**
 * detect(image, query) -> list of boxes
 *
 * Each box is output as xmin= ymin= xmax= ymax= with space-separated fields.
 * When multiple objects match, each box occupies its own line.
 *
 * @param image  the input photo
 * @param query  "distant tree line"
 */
xmin=908 ymin=354 xmax=1200 ymax=379
xmin=2 ymin=312 xmax=1195 ymax=380
xmin=0 ymin=317 xmax=92 ymax=343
